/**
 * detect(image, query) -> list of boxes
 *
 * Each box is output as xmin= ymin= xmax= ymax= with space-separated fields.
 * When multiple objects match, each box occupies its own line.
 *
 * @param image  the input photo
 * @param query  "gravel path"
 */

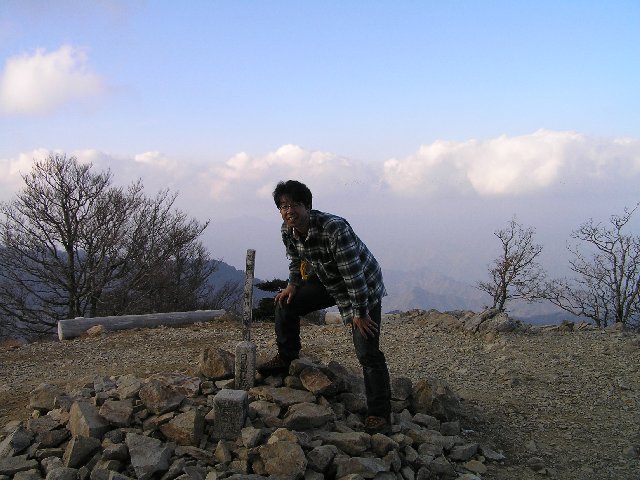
xmin=1 ymin=314 xmax=639 ymax=479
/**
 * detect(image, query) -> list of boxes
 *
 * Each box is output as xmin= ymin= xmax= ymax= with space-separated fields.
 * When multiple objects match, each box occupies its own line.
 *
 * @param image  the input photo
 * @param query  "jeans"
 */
xmin=274 ymin=277 xmax=391 ymax=419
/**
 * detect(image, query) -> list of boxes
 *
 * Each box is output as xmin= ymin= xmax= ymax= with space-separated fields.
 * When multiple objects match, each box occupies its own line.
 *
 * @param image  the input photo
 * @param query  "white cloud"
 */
xmin=0 ymin=45 xmax=106 ymax=115
xmin=0 ymin=149 xmax=185 ymax=204
xmin=382 ymin=130 xmax=640 ymax=196
xmin=0 ymin=149 xmax=51 ymax=201
xmin=134 ymin=151 xmax=181 ymax=172
xmin=72 ymin=150 xmax=188 ymax=197
xmin=204 ymin=144 xmax=368 ymax=201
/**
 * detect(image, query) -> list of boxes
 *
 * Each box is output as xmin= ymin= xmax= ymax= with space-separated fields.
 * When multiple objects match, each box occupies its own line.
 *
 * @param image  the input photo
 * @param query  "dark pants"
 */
xmin=274 ymin=277 xmax=392 ymax=419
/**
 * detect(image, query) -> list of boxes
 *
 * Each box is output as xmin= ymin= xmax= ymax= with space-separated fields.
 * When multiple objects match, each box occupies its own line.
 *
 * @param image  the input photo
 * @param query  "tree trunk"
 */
xmin=57 ymin=309 xmax=226 ymax=340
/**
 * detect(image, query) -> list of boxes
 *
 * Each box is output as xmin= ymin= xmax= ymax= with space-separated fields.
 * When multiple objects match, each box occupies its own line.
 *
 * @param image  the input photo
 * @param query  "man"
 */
xmin=258 ymin=179 xmax=392 ymax=434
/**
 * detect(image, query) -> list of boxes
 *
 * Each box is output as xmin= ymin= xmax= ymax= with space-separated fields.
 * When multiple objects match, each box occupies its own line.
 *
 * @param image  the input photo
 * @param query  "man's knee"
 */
xmin=356 ymin=347 xmax=387 ymax=367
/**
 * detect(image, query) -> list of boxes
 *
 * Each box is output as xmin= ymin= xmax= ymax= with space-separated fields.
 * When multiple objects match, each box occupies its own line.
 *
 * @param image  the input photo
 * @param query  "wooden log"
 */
xmin=57 ymin=309 xmax=226 ymax=340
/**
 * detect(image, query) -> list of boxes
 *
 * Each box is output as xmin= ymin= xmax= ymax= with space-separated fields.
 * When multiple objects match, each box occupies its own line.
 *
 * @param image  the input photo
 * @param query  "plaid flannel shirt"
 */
xmin=281 ymin=210 xmax=386 ymax=324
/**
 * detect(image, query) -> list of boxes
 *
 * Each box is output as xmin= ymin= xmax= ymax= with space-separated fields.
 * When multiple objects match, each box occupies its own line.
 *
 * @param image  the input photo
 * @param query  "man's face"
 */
xmin=278 ymin=194 xmax=310 ymax=232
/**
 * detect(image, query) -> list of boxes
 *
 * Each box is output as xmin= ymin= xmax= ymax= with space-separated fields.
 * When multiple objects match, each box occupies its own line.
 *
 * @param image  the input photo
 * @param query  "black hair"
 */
xmin=272 ymin=180 xmax=313 ymax=209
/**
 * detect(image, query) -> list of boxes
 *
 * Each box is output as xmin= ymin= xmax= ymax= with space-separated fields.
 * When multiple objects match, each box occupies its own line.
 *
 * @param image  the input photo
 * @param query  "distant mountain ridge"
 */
xmin=210 ymin=260 xmax=570 ymax=325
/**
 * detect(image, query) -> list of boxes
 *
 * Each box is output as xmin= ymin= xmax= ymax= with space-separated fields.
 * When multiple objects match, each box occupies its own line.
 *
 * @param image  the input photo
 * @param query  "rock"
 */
xmin=248 ymin=386 xmax=316 ymax=407
xmin=527 ymin=456 xmax=546 ymax=472
xmin=315 ymin=432 xmax=371 ymax=456
xmin=334 ymin=456 xmax=388 ymax=478
xmin=428 ymin=455 xmax=456 ymax=477
xmin=102 ymin=443 xmax=128 ymax=462
xmin=418 ymin=311 xmax=463 ymax=332
xmin=622 ymin=445 xmax=639 ymax=459
xmin=45 ymin=467 xmax=79 ymax=480
xmin=85 ymin=325 xmax=106 ymax=337
xmin=479 ymin=444 xmax=505 ymax=461
xmin=299 ymin=367 xmax=338 ymax=396
xmin=478 ymin=312 xmax=518 ymax=333
xmin=14 ymin=469 xmax=42 ymax=480
xmin=36 ymin=429 xmax=70 ymax=448
xmin=213 ymin=441 xmax=233 ymax=464
xmin=370 ymin=433 xmax=398 ymax=457
xmin=27 ymin=415 xmax=60 ymax=434
xmin=174 ymin=446 xmax=215 ymax=465
xmin=115 ymin=375 xmax=143 ymax=400
xmin=337 ymin=393 xmax=367 ymax=414
xmin=306 ymin=445 xmax=338 ymax=473
xmin=555 ymin=320 xmax=575 ymax=332
xmin=440 ymin=420 xmax=460 ymax=436
xmin=412 ymin=413 xmax=440 ymax=430
xmin=0 ymin=455 xmax=39 ymax=476
xmin=283 ymin=402 xmax=335 ymax=430
xmin=326 ymin=361 xmax=365 ymax=394
xmin=198 ymin=348 xmax=235 ymax=380
xmin=62 ymin=436 xmax=101 ymax=468
xmin=391 ymin=377 xmax=413 ymax=401
xmin=239 ymin=426 xmax=265 ymax=449
xmin=463 ymin=308 xmax=500 ymax=333
xmin=146 ymin=373 xmax=201 ymax=398
xmin=448 ymin=443 xmax=478 ymax=461
xmin=0 ymin=426 xmax=34 ymax=458
xmin=30 ymin=384 xmax=64 ymax=412
xmin=125 ymin=433 xmax=173 ymax=480
xmin=99 ymin=400 xmax=134 ymax=427
xmin=138 ymin=380 xmax=185 ymax=415
xmin=259 ymin=441 xmax=307 ymax=479
xmin=68 ymin=402 xmax=111 ymax=439
xmin=605 ymin=322 xmax=625 ymax=332
xmin=159 ymin=409 xmax=204 ymax=446
xmin=248 ymin=400 xmax=280 ymax=419
xmin=463 ymin=459 xmax=487 ymax=474
xmin=411 ymin=378 xmax=461 ymax=421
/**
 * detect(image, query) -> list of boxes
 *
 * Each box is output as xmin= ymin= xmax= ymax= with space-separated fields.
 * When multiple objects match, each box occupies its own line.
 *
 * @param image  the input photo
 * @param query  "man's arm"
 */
xmin=331 ymin=223 xmax=370 ymax=317
xmin=279 ymin=227 xmax=301 ymax=305
xmin=282 ymin=227 xmax=302 ymax=286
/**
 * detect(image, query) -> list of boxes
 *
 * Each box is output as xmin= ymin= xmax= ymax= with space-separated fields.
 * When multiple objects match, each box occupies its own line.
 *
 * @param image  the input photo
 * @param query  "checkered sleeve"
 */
xmin=331 ymin=223 xmax=370 ymax=317
xmin=281 ymin=224 xmax=302 ymax=286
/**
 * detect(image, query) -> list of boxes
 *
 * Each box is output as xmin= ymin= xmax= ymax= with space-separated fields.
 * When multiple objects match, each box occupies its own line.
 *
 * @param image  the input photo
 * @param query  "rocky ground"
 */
xmin=1 ymin=312 xmax=639 ymax=480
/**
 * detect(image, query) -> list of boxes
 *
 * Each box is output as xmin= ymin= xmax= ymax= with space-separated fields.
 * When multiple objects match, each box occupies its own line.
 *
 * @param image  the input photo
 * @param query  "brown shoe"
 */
xmin=257 ymin=353 xmax=291 ymax=375
xmin=364 ymin=415 xmax=391 ymax=434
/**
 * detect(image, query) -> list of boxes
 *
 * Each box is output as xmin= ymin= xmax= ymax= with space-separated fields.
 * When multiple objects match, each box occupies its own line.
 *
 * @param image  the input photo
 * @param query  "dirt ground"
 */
xmin=1 ymin=315 xmax=639 ymax=480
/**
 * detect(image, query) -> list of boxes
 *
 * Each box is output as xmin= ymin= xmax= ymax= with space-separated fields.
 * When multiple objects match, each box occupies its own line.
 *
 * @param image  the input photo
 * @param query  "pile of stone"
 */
xmin=1 ymin=349 xmax=506 ymax=480
xmin=395 ymin=308 xmax=531 ymax=335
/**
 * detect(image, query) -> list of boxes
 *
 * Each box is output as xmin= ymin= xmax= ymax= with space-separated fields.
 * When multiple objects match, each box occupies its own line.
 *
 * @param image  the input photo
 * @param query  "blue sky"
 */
xmin=1 ymin=1 xmax=639 ymax=287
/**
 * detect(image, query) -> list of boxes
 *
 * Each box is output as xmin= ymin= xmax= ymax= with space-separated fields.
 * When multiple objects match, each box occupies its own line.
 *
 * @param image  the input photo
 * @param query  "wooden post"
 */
xmin=235 ymin=249 xmax=256 ymax=390
xmin=242 ymin=249 xmax=256 ymax=342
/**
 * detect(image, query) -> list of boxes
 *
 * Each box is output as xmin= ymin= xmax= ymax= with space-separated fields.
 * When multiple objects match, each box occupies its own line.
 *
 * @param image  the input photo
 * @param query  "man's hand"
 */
xmin=274 ymin=284 xmax=297 ymax=305
xmin=353 ymin=315 xmax=379 ymax=339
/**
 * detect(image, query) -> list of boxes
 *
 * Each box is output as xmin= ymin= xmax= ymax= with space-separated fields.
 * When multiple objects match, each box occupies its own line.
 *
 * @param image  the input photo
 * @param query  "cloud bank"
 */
xmin=0 ymin=45 xmax=106 ymax=115
xmin=383 ymin=130 xmax=640 ymax=197
xmin=204 ymin=144 xmax=376 ymax=202
xmin=2 ymin=130 xmax=639 ymax=208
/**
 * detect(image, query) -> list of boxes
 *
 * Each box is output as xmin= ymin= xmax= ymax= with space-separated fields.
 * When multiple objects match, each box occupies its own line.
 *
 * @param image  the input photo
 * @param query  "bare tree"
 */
xmin=542 ymin=204 xmax=640 ymax=328
xmin=96 ymin=189 xmax=215 ymax=315
xmin=0 ymin=153 xmax=216 ymax=338
xmin=477 ymin=217 xmax=545 ymax=311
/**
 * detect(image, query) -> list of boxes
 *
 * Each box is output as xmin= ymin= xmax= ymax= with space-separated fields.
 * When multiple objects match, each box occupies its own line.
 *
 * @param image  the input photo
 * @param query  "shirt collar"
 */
xmin=291 ymin=209 xmax=317 ymax=241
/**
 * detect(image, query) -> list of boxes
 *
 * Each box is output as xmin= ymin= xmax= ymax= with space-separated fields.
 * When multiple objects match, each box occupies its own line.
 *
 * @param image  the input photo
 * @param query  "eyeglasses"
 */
xmin=278 ymin=202 xmax=304 ymax=212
